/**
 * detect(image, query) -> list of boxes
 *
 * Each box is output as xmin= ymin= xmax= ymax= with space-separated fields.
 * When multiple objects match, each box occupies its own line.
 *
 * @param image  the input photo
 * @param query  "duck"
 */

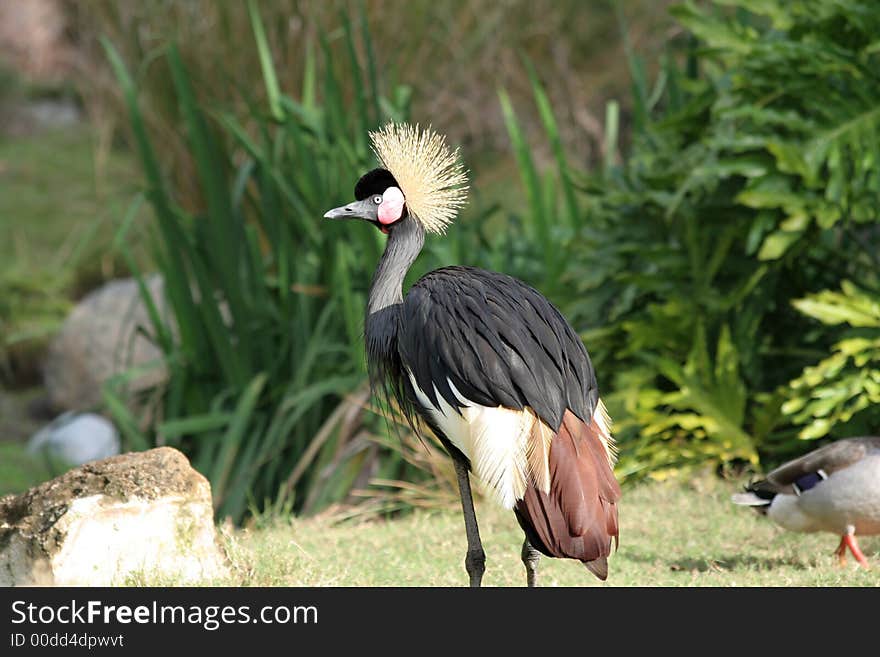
xmin=732 ymin=436 xmax=880 ymax=567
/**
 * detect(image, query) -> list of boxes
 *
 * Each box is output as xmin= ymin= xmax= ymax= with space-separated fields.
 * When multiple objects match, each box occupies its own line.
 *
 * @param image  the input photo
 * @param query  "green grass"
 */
xmin=0 ymin=127 xmax=139 ymax=266
xmin=0 ymin=442 xmax=52 ymax=497
xmin=213 ymin=475 xmax=880 ymax=586
xmin=9 ymin=458 xmax=877 ymax=586
xmin=0 ymin=126 xmax=146 ymax=377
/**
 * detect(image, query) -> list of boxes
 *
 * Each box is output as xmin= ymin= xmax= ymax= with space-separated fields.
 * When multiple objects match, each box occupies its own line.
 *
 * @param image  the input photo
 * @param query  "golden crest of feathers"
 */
xmin=369 ymin=123 xmax=469 ymax=234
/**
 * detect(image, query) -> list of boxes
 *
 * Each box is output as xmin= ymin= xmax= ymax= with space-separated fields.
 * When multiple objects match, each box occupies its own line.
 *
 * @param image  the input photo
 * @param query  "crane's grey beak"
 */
xmin=323 ymin=199 xmax=377 ymax=222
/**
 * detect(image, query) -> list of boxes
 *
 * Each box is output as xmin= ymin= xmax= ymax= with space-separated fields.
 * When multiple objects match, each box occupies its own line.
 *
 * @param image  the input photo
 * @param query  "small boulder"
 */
xmin=0 ymin=447 xmax=228 ymax=586
xmin=43 ymin=275 xmax=169 ymax=412
xmin=28 ymin=412 xmax=120 ymax=473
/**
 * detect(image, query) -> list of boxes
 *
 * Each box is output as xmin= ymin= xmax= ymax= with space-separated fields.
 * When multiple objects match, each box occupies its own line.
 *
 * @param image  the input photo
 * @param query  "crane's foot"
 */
xmin=521 ymin=539 xmax=540 ymax=587
xmin=453 ymin=456 xmax=486 ymax=587
xmin=465 ymin=547 xmax=485 ymax=587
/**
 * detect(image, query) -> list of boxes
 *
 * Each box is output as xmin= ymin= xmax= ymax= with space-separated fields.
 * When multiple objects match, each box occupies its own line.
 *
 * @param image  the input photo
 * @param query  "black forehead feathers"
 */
xmin=355 ymin=168 xmax=399 ymax=201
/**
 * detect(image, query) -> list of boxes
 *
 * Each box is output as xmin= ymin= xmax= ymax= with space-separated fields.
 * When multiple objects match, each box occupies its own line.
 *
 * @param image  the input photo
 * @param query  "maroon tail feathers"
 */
xmin=514 ymin=409 xmax=621 ymax=580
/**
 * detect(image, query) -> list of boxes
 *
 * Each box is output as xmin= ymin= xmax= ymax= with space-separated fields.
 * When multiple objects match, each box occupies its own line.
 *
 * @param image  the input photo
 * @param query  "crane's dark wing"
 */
xmin=397 ymin=266 xmax=598 ymax=430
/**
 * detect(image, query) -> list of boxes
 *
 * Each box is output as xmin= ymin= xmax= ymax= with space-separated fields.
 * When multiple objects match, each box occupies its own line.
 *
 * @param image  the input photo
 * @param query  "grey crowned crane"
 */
xmin=733 ymin=437 xmax=880 ymax=568
xmin=324 ymin=123 xmax=620 ymax=587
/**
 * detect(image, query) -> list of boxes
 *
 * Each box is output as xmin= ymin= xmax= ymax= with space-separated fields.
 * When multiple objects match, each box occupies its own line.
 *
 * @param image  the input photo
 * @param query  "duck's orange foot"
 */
xmin=843 ymin=533 xmax=871 ymax=569
xmin=834 ymin=537 xmax=848 ymax=567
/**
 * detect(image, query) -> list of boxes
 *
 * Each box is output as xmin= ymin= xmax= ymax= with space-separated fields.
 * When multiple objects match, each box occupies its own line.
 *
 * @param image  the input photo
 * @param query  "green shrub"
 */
xmin=504 ymin=0 xmax=880 ymax=477
xmin=783 ymin=282 xmax=880 ymax=440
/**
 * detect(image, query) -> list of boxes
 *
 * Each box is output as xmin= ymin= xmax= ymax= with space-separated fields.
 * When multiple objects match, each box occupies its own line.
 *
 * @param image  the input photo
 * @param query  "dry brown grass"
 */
xmin=68 ymin=0 xmax=677 ymax=194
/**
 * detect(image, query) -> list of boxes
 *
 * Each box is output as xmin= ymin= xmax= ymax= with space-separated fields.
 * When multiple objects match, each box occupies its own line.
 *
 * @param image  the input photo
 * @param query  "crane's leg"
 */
xmin=452 ymin=456 xmax=485 ymax=587
xmin=521 ymin=538 xmax=541 ymax=587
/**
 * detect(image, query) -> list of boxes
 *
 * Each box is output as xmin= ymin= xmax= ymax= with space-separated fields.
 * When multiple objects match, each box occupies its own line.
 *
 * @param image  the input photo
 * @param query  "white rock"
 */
xmin=27 ymin=412 xmax=120 ymax=470
xmin=0 ymin=447 xmax=229 ymax=586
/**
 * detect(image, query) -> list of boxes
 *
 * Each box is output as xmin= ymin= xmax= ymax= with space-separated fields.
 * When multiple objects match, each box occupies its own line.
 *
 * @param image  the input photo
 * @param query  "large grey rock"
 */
xmin=43 ymin=275 xmax=169 ymax=412
xmin=0 ymin=447 xmax=228 ymax=586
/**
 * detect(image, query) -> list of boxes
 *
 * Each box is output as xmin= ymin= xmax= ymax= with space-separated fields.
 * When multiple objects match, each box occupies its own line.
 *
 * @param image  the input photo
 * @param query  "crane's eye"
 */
xmin=372 ymin=195 xmax=383 ymax=205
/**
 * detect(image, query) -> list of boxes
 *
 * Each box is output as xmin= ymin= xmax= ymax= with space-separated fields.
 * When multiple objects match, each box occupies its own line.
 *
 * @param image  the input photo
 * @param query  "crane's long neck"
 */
xmin=365 ymin=217 xmax=425 ymax=361
xmin=367 ymin=217 xmax=425 ymax=316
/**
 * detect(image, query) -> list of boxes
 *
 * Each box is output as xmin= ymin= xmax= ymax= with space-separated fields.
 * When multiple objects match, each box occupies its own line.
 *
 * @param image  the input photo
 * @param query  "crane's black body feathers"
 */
xmin=377 ymin=265 xmax=599 ymax=433
xmin=365 ymin=304 xmax=419 ymax=431
xmin=335 ymin=132 xmax=620 ymax=585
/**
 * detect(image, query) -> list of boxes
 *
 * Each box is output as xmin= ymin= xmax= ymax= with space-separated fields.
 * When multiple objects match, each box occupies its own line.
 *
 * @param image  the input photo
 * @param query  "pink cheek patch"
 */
xmin=377 ymin=186 xmax=405 ymax=225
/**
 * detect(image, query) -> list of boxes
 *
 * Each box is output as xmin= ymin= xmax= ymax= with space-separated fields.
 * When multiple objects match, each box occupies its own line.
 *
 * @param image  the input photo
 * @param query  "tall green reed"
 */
xmin=102 ymin=1 xmax=415 ymax=521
